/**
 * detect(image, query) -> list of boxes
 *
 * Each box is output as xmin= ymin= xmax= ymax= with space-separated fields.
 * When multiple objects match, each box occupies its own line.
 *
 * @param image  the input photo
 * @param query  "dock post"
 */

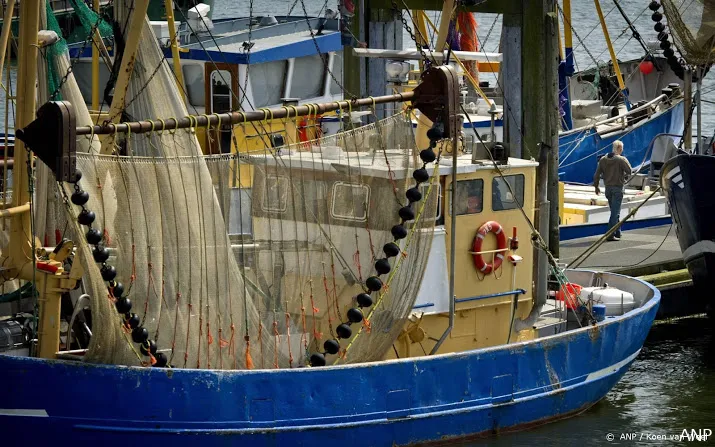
xmin=545 ymin=0 xmax=560 ymax=258
xmin=522 ymin=0 xmax=555 ymax=305
xmin=501 ymin=12 xmax=522 ymax=158
xmin=344 ymin=0 xmax=367 ymax=101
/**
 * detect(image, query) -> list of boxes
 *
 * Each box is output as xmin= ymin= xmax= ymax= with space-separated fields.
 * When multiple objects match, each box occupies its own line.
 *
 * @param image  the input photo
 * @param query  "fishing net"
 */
xmin=32 ymin=1 xmax=438 ymax=369
xmin=661 ymin=0 xmax=715 ymax=66
xmin=35 ymin=1 xmax=101 ymax=249
xmin=64 ymin=112 xmax=437 ymax=369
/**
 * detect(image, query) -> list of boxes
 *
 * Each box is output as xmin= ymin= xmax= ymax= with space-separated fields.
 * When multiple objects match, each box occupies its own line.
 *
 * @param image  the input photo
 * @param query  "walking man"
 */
xmin=593 ymin=140 xmax=632 ymax=241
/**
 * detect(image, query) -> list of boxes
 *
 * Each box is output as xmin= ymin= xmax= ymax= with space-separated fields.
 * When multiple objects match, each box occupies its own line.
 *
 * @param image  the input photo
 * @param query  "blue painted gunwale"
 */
xmin=68 ymin=32 xmax=342 ymax=65
xmin=0 ymin=272 xmax=660 ymax=446
xmin=559 ymin=216 xmax=673 ymax=241
xmin=558 ymin=101 xmax=684 ymax=184
xmin=417 ymin=102 xmax=682 ymax=185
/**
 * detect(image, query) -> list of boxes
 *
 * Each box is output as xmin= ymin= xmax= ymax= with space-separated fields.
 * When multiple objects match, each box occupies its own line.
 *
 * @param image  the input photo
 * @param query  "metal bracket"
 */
xmin=16 ymin=101 xmax=77 ymax=182
xmin=411 ymin=65 xmax=460 ymax=138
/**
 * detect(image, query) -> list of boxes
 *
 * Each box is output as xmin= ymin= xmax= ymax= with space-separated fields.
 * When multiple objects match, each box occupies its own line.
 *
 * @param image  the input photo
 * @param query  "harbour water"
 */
xmin=465 ymin=313 xmax=715 ymax=446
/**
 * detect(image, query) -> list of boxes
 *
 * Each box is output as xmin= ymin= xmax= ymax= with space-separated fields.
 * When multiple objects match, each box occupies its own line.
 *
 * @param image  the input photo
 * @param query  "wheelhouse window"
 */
xmin=262 ymin=175 xmax=289 ymax=212
xmin=451 ymin=179 xmax=483 ymax=215
xmin=182 ymin=64 xmax=205 ymax=107
xmin=250 ymin=61 xmax=287 ymax=107
xmin=331 ymin=182 xmax=369 ymax=221
xmin=492 ymin=174 xmax=525 ymax=211
xmin=291 ymin=54 xmax=326 ymax=99
xmin=210 ymin=69 xmax=232 ymax=113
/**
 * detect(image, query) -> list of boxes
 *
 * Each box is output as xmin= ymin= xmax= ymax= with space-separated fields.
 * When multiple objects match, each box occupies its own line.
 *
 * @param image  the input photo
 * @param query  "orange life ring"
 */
xmin=472 ymin=220 xmax=508 ymax=274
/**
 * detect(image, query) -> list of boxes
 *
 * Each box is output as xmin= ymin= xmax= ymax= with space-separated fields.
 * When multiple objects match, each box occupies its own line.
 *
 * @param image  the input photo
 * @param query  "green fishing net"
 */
xmin=45 ymin=0 xmax=113 ymax=99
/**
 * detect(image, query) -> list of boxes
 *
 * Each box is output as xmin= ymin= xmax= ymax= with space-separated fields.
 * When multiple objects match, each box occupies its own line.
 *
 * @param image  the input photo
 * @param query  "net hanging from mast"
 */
xmin=36 ymin=0 xmax=438 ymax=369
xmin=661 ymin=0 xmax=715 ymax=66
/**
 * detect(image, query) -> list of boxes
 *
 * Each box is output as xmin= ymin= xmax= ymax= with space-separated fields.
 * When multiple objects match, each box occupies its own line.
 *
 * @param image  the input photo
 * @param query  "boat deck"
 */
xmin=559 ymin=225 xmax=681 ymax=271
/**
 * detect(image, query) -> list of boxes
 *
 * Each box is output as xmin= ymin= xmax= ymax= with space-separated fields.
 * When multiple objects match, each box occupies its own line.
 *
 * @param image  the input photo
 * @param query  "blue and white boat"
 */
xmin=65 ymin=4 xmax=685 ymax=185
xmin=1 ymin=270 xmax=659 ymax=444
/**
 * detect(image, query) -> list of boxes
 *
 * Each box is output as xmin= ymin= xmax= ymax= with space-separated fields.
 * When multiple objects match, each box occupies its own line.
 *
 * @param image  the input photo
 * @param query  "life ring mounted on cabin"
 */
xmin=472 ymin=221 xmax=508 ymax=275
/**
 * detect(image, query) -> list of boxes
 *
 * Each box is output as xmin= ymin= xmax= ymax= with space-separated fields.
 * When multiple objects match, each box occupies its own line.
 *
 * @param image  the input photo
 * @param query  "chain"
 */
xmin=240 ymin=0 xmax=254 ymax=106
xmin=482 ymin=13 xmax=501 ymax=48
xmin=392 ymin=0 xmax=433 ymax=68
xmin=106 ymin=51 xmax=167 ymax=124
xmin=557 ymin=3 xmax=601 ymax=69
xmin=50 ymin=15 xmax=105 ymax=100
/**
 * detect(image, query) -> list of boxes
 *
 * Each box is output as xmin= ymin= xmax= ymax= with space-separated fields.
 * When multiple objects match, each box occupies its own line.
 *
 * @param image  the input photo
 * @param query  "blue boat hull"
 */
xmin=559 ymin=216 xmax=673 ymax=241
xmin=0 ymin=274 xmax=659 ymax=445
xmin=558 ymin=101 xmax=684 ymax=184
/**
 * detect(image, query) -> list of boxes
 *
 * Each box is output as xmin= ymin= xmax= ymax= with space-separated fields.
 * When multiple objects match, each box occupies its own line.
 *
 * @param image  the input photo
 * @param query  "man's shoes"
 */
xmin=606 ymin=236 xmax=621 ymax=241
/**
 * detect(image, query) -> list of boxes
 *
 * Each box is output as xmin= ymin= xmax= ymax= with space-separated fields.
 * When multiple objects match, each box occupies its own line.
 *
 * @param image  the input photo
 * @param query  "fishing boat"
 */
xmin=0 ymin=0 xmax=661 ymax=443
xmin=61 ymin=0 xmax=686 ymax=185
xmin=654 ymin=0 xmax=715 ymax=315
xmin=661 ymin=153 xmax=713 ymax=313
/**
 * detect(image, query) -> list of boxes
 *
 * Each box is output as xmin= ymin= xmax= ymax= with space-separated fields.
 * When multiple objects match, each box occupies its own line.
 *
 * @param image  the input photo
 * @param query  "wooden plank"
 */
xmin=99 ymin=0 xmax=151 ymax=155
xmin=501 ymin=13 xmax=522 ymax=158
xmin=353 ymin=48 xmax=502 ymax=62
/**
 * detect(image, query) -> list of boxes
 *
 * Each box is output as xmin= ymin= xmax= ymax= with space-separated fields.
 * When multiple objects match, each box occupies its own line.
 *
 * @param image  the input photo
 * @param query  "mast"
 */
xmin=99 ymin=0 xmax=151 ymax=154
xmin=0 ymin=0 xmax=15 ymax=88
xmin=594 ymin=0 xmax=630 ymax=109
xmin=165 ymin=0 xmax=186 ymax=102
xmin=414 ymin=0 xmax=454 ymax=150
xmin=12 ymin=0 xmax=59 ymax=359
xmin=10 ymin=0 xmax=40 ymax=263
xmin=558 ymin=0 xmax=574 ymax=130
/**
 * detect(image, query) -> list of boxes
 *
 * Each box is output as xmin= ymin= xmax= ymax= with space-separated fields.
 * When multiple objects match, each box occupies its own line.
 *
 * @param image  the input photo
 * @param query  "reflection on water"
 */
xmin=465 ymin=316 xmax=715 ymax=446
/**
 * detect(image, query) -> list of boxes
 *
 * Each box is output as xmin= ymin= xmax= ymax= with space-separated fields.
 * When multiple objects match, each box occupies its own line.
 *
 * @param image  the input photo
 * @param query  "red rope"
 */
xmin=272 ymin=320 xmax=279 ymax=369
xmin=285 ymin=313 xmax=294 ymax=368
xmin=154 ymin=278 xmax=166 ymax=340
xmin=353 ymin=248 xmax=362 ymax=283
xmin=457 ymin=12 xmax=479 ymax=81
xmin=184 ymin=302 xmax=192 ymax=368
xmin=171 ymin=292 xmax=181 ymax=355
xmin=365 ymin=219 xmax=377 ymax=263
xmin=362 ymin=318 xmax=372 ymax=334
xmin=244 ymin=333 xmax=254 ymax=370
xmin=143 ymin=262 xmax=153 ymax=321
xmin=300 ymin=305 xmax=308 ymax=353
xmin=329 ymin=262 xmax=342 ymax=321
xmin=258 ymin=322 xmax=265 ymax=369
xmin=103 ymin=229 xmax=112 ymax=246
xmin=207 ymin=321 xmax=213 ymax=369
xmin=309 ymin=291 xmax=321 ymax=341
xmin=129 ymin=243 xmax=136 ymax=285
xmin=321 ymin=272 xmax=335 ymax=335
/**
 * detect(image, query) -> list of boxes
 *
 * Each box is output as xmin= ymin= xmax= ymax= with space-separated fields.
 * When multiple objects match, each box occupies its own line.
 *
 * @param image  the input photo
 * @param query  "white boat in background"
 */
xmin=65 ymin=4 xmax=685 ymax=182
